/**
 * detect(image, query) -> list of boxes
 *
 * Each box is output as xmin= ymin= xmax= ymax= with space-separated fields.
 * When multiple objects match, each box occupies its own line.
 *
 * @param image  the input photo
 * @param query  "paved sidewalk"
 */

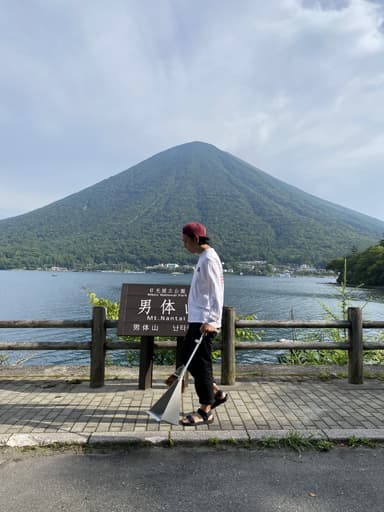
xmin=1 ymin=367 xmax=384 ymax=448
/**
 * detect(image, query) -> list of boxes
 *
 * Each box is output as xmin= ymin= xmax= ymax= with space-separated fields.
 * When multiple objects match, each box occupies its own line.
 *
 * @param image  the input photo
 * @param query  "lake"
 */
xmin=1 ymin=270 xmax=383 ymax=366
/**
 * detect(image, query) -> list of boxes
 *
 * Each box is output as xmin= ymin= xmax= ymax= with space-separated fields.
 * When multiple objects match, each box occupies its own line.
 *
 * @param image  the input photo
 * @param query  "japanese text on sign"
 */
xmin=117 ymin=284 xmax=190 ymax=337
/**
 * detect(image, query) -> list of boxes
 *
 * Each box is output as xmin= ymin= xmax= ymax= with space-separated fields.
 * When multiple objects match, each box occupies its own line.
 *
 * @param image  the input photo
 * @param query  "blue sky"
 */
xmin=1 ymin=0 xmax=384 ymax=221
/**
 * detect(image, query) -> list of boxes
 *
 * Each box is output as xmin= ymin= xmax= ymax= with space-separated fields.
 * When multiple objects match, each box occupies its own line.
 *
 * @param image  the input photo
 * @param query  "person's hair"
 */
xmin=198 ymin=236 xmax=210 ymax=245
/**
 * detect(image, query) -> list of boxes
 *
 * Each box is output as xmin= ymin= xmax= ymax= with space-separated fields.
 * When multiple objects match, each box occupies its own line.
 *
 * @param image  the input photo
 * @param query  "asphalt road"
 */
xmin=1 ymin=445 xmax=383 ymax=511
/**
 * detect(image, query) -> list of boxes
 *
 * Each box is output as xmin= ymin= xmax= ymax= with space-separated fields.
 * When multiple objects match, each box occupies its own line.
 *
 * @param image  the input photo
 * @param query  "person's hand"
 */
xmin=200 ymin=323 xmax=217 ymax=335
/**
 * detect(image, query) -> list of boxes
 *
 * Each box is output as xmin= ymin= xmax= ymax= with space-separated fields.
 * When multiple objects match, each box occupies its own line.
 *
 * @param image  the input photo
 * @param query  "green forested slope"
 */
xmin=327 ymin=243 xmax=384 ymax=286
xmin=0 ymin=141 xmax=383 ymax=269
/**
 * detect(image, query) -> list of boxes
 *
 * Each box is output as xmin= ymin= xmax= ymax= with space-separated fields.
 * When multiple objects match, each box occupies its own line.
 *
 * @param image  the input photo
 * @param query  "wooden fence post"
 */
xmin=139 ymin=336 xmax=154 ymax=390
xmin=348 ymin=307 xmax=363 ymax=384
xmin=90 ymin=306 xmax=106 ymax=388
xmin=221 ymin=306 xmax=236 ymax=385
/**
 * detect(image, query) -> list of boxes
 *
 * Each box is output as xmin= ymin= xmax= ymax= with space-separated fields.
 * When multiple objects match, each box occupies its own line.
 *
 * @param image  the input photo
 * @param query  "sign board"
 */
xmin=117 ymin=283 xmax=190 ymax=337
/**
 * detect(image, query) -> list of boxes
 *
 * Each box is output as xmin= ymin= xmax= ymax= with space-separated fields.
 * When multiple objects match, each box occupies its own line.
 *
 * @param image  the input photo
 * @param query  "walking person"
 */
xmin=177 ymin=222 xmax=228 ymax=425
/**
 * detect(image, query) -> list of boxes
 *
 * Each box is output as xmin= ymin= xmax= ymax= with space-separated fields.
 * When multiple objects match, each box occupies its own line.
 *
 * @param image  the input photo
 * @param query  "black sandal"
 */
xmin=211 ymin=390 xmax=229 ymax=409
xmin=165 ymin=366 xmax=186 ymax=392
xmin=164 ymin=365 xmax=184 ymax=386
xmin=181 ymin=408 xmax=214 ymax=426
xmin=164 ymin=373 xmax=178 ymax=386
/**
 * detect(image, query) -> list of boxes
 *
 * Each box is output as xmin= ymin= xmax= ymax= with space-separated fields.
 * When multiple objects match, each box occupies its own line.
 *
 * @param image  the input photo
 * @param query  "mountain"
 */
xmin=0 ymin=141 xmax=383 ymax=270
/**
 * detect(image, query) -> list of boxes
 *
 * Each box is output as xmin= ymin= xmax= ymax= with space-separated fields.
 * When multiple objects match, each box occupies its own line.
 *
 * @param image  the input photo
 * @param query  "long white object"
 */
xmin=147 ymin=334 xmax=204 ymax=425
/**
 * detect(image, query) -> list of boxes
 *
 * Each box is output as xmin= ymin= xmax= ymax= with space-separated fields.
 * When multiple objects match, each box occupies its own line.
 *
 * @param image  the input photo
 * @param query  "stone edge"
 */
xmin=2 ymin=429 xmax=384 ymax=448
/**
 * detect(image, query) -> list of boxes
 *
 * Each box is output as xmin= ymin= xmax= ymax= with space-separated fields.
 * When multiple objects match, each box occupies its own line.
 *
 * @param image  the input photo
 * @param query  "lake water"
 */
xmin=1 ymin=270 xmax=383 ymax=366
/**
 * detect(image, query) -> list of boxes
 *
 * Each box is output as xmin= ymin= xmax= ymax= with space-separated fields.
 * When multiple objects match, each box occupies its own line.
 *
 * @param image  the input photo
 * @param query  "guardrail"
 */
xmin=0 ymin=306 xmax=383 ymax=388
xmin=220 ymin=306 xmax=384 ymax=386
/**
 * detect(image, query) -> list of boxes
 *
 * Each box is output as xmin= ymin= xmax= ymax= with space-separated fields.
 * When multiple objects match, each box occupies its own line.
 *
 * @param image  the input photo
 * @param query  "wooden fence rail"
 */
xmin=1 ymin=306 xmax=384 ymax=388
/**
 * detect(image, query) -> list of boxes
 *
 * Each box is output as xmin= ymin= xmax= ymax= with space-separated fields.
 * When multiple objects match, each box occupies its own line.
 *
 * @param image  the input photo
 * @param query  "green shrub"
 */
xmin=279 ymin=259 xmax=384 ymax=365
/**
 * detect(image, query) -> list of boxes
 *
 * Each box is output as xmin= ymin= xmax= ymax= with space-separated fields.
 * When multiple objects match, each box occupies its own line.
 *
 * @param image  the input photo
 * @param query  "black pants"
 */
xmin=181 ymin=323 xmax=216 ymax=406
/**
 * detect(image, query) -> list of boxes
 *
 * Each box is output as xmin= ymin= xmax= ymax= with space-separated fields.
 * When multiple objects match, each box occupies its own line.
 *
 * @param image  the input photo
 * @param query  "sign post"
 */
xmin=118 ymin=284 xmax=190 ymax=389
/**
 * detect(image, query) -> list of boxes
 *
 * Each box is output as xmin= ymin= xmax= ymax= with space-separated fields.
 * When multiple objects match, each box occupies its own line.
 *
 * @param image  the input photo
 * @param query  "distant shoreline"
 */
xmin=2 ymin=267 xmax=337 ymax=279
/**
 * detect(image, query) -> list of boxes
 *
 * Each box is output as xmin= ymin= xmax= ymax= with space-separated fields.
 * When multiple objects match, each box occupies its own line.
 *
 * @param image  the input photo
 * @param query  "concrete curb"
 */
xmin=4 ymin=432 xmax=89 ymax=448
xmin=3 ymin=429 xmax=384 ymax=449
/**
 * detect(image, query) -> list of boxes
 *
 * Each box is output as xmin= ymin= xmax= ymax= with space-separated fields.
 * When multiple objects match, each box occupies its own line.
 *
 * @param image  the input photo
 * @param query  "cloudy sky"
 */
xmin=1 ymin=0 xmax=383 ymax=221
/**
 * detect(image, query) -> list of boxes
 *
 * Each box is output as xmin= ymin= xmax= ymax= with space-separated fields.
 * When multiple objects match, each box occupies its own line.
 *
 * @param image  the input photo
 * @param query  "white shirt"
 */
xmin=188 ymin=247 xmax=224 ymax=330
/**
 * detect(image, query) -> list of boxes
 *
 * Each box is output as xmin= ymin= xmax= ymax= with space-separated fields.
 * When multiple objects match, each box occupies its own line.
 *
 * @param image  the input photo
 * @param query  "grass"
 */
xmin=258 ymin=431 xmax=334 ymax=452
xmin=347 ymin=436 xmax=378 ymax=448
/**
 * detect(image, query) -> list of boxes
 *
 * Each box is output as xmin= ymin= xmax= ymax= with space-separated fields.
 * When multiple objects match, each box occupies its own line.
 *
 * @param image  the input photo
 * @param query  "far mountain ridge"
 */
xmin=0 ymin=141 xmax=383 ymax=270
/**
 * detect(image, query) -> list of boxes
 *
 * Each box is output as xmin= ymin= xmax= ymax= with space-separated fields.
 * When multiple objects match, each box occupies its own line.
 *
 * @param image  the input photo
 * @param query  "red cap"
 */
xmin=182 ymin=222 xmax=207 ymax=241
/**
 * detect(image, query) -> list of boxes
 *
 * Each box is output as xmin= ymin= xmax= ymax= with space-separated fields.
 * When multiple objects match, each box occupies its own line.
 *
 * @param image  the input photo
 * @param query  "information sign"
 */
xmin=117 ymin=283 xmax=190 ymax=337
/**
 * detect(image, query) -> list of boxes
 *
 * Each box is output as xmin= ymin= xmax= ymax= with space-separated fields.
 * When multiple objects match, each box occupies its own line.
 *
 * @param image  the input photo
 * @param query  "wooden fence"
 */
xmin=1 ymin=306 xmax=384 ymax=388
